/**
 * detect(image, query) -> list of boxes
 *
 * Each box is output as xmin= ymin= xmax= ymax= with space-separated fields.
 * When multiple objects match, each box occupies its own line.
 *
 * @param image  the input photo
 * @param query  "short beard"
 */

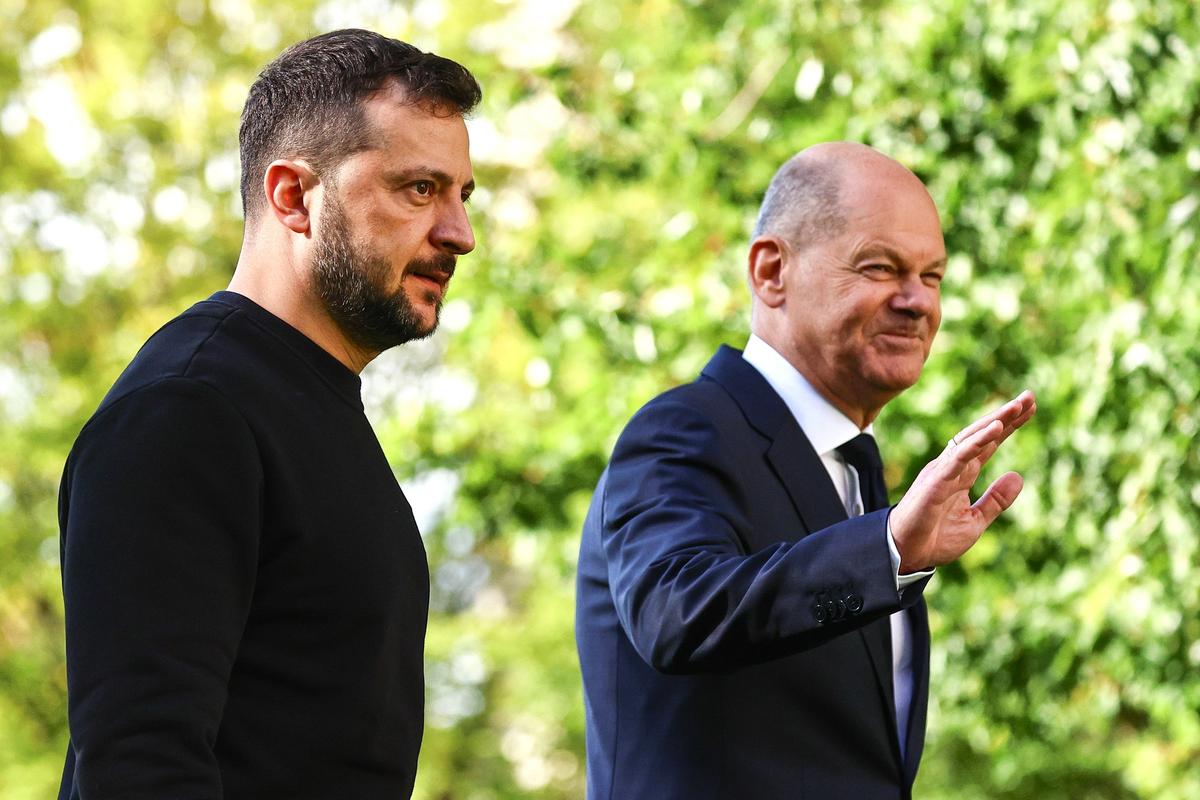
xmin=310 ymin=190 xmax=454 ymax=353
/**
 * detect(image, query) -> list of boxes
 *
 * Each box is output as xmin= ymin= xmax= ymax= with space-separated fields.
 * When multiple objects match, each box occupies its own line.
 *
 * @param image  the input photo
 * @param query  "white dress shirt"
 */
xmin=742 ymin=334 xmax=932 ymax=760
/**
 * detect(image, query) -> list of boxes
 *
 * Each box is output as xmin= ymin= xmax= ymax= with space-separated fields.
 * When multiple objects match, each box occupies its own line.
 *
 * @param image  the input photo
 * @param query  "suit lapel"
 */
xmin=764 ymin=425 xmax=849 ymax=534
xmin=701 ymin=346 xmax=845 ymax=534
xmin=700 ymin=345 xmax=900 ymax=758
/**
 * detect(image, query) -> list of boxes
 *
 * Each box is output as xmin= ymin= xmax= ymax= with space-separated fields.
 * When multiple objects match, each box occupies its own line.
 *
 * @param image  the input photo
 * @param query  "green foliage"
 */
xmin=2 ymin=0 xmax=1198 ymax=797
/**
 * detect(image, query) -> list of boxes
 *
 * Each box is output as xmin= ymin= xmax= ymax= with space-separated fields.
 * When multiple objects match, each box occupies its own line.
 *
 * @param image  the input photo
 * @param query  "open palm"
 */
xmin=891 ymin=390 xmax=1037 ymax=572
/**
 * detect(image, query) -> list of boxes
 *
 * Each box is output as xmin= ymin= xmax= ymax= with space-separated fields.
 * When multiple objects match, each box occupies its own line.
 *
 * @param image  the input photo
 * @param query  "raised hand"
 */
xmin=889 ymin=390 xmax=1037 ymax=572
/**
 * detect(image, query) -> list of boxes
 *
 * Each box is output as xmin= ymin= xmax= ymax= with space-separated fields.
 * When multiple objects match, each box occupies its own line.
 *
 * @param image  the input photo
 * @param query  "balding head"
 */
xmin=753 ymin=142 xmax=932 ymax=251
xmin=746 ymin=142 xmax=946 ymax=427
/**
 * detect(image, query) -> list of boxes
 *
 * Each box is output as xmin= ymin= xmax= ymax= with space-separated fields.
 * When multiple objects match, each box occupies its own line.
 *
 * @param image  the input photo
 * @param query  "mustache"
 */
xmin=406 ymin=253 xmax=456 ymax=281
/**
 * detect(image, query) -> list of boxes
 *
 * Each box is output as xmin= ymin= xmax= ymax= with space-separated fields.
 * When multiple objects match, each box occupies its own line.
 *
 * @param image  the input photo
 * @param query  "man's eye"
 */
xmin=413 ymin=181 xmax=434 ymax=196
xmin=923 ymin=273 xmax=944 ymax=286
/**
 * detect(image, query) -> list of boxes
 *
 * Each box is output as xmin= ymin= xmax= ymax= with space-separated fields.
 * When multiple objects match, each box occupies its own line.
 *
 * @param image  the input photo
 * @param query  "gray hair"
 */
xmin=752 ymin=155 xmax=847 ymax=248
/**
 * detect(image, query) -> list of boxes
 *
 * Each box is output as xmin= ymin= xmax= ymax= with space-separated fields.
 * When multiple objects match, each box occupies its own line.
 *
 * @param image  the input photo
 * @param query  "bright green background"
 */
xmin=2 ymin=0 xmax=1198 ymax=797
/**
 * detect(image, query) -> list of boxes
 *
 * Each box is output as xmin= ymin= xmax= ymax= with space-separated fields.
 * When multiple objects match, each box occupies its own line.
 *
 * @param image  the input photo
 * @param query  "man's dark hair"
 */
xmin=752 ymin=156 xmax=846 ymax=248
xmin=239 ymin=29 xmax=482 ymax=223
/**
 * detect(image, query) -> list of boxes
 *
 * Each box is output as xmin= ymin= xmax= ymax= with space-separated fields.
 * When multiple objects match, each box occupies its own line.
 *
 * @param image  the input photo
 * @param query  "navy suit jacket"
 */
xmin=576 ymin=346 xmax=932 ymax=799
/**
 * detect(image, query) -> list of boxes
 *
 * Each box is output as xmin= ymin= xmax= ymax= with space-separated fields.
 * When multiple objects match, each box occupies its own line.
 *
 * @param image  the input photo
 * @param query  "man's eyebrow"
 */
xmin=853 ymin=243 xmax=946 ymax=271
xmin=384 ymin=167 xmax=475 ymax=192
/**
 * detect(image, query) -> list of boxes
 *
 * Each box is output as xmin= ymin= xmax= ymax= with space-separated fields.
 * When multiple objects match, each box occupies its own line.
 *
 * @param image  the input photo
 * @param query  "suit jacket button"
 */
xmin=846 ymin=595 xmax=863 ymax=614
xmin=834 ymin=597 xmax=847 ymax=619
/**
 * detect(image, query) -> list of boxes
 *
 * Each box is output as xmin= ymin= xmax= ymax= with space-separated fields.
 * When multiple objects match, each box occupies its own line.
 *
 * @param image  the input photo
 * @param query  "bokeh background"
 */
xmin=3 ymin=0 xmax=1199 ymax=797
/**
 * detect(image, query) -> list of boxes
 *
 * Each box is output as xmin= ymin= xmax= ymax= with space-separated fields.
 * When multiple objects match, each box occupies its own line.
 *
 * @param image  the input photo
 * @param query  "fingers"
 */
xmin=994 ymin=394 xmax=1037 ymax=446
xmin=950 ymin=390 xmax=1036 ymax=446
xmin=948 ymin=419 xmax=1004 ymax=468
xmin=920 ymin=390 xmax=1035 ymax=505
xmin=917 ymin=419 xmax=1002 ymax=501
xmin=971 ymin=471 xmax=1024 ymax=528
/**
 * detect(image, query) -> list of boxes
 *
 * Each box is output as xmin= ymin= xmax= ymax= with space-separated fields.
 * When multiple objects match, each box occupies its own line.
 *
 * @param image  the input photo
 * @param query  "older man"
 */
xmin=58 ymin=30 xmax=478 ymax=799
xmin=576 ymin=142 xmax=1035 ymax=799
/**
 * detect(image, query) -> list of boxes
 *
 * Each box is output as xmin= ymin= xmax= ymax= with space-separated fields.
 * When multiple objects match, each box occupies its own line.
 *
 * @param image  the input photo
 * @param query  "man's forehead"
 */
xmin=367 ymin=77 xmax=474 ymax=122
xmin=840 ymin=161 xmax=931 ymax=202
xmin=842 ymin=197 xmax=943 ymax=227
xmin=359 ymin=93 xmax=472 ymax=171
xmin=362 ymin=89 xmax=461 ymax=132
xmin=839 ymin=170 xmax=941 ymax=229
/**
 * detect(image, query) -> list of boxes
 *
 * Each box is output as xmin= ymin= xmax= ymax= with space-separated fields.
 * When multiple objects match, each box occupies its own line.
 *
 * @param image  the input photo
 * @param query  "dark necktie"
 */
xmin=836 ymin=433 xmax=888 ymax=513
xmin=838 ymin=433 xmax=911 ymax=762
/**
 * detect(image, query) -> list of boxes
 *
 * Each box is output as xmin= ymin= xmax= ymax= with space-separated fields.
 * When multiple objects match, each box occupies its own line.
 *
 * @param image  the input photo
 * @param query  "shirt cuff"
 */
xmin=886 ymin=510 xmax=935 ymax=592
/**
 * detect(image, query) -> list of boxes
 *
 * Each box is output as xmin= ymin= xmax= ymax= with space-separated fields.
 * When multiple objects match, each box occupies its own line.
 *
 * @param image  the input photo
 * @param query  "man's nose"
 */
xmin=891 ymin=275 xmax=938 ymax=318
xmin=433 ymin=198 xmax=475 ymax=255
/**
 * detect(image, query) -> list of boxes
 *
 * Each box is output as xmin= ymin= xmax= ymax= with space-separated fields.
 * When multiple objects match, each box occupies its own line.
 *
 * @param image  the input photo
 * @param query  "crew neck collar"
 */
xmin=207 ymin=290 xmax=363 ymax=409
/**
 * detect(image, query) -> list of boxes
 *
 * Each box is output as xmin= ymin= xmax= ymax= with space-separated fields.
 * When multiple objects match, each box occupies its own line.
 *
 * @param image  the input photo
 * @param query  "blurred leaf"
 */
xmin=2 ymin=1 xmax=1199 ymax=798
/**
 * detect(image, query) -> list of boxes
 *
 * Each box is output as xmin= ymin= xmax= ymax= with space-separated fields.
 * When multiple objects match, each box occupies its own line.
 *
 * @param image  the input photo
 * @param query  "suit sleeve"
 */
xmin=602 ymin=397 xmax=928 ymax=675
xmin=60 ymin=377 xmax=262 ymax=798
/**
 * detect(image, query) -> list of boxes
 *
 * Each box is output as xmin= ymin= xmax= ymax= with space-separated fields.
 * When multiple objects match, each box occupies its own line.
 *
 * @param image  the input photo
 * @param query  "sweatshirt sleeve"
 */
xmin=60 ymin=377 xmax=262 ymax=798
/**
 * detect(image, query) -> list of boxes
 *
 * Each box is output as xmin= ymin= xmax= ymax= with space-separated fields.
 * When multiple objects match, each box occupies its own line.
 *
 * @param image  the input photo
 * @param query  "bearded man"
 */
xmin=57 ymin=29 xmax=478 ymax=799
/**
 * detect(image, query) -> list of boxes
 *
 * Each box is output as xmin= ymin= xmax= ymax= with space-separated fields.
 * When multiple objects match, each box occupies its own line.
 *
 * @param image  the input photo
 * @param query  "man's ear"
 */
xmin=747 ymin=235 xmax=789 ymax=309
xmin=262 ymin=159 xmax=319 ymax=234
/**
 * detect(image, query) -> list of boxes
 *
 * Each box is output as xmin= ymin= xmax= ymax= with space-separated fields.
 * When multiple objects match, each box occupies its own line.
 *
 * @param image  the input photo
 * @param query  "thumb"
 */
xmin=971 ymin=471 xmax=1024 ymax=528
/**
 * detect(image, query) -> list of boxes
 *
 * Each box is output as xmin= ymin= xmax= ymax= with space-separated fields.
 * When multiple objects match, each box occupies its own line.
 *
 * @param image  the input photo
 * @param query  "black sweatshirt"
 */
xmin=58 ymin=291 xmax=430 ymax=799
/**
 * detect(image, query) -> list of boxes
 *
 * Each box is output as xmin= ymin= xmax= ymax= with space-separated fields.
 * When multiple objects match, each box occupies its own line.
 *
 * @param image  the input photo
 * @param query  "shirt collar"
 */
xmin=741 ymin=334 xmax=871 ymax=456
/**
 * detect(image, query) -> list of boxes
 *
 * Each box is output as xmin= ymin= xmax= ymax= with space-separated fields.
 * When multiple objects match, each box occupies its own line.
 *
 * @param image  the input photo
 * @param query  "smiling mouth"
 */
xmin=877 ymin=331 xmax=924 ymax=345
